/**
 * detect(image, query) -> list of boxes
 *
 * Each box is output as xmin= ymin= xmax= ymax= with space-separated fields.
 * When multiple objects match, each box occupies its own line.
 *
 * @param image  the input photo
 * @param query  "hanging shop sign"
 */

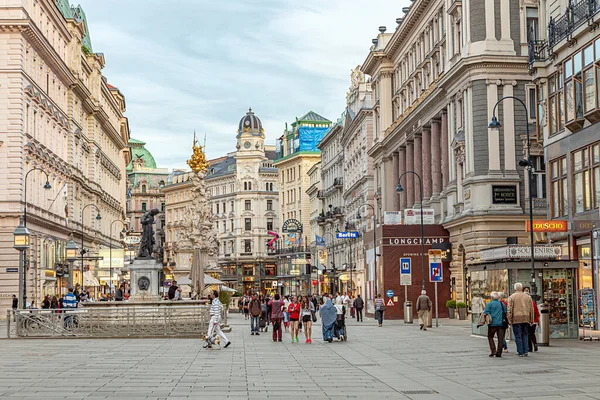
xmin=282 ymin=219 xmax=303 ymax=233
xmin=432 ymin=242 xmax=453 ymax=262
xmin=124 ymin=235 xmax=141 ymax=245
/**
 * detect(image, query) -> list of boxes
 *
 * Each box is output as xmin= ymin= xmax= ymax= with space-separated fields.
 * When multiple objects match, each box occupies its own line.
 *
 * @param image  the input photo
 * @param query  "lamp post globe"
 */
xmin=13 ymin=217 xmax=30 ymax=251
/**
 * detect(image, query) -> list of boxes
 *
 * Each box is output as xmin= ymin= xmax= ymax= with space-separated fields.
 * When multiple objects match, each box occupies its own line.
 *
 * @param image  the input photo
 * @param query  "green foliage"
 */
xmin=82 ymin=45 xmax=91 ymax=55
xmin=219 ymin=290 xmax=233 ymax=308
xmin=446 ymin=300 xmax=456 ymax=309
xmin=456 ymin=301 xmax=467 ymax=308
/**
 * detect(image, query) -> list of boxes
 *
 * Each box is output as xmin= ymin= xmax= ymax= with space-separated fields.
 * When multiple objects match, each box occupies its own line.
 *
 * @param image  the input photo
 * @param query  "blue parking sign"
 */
xmin=429 ymin=262 xmax=443 ymax=282
xmin=400 ymin=258 xmax=411 ymax=274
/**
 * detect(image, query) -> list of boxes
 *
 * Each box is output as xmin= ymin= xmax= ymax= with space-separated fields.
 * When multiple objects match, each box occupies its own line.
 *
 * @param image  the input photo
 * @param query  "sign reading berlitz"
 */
xmin=492 ymin=185 xmax=517 ymax=204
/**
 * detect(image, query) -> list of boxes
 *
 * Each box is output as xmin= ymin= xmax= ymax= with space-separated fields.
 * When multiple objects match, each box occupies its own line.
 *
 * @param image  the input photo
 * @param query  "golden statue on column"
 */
xmin=186 ymin=132 xmax=209 ymax=174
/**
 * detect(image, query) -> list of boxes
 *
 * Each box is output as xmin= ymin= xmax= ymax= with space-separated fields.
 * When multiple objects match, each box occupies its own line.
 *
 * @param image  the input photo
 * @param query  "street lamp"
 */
xmin=489 ymin=96 xmax=537 ymax=298
xmin=80 ymin=204 xmax=101 ymax=296
xmin=23 ymin=167 xmax=52 ymax=228
xmin=397 ymin=171 xmax=426 ymax=289
xmin=322 ymin=231 xmax=337 ymax=295
xmin=109 ymin=220 xmax=127 ymax=300
xmin=13 ymin=216 xmax=30 ymax=309
xmin=65 ymin=235 xmax=79 ymax=290
xmin=357 ymin=203 xmax=380 ymax=297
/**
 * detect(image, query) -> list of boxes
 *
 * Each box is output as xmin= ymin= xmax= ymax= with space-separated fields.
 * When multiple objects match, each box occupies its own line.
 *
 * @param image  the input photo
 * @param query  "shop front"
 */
xmin=471 ymin=245 xmax=579 ymax=339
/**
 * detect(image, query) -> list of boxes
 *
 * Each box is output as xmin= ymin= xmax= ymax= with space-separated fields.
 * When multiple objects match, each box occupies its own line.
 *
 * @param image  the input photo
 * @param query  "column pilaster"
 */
xmin=406 ymin=142 xmax=415 ymax=207
xmin=413 ymin=135 xmax=423 ymax=206
xmin=441 ymin=111 xmax=449 ymax=189
xmin=432 ymin=119 xmax=442 ymax=195
xmin=422 ymin=128 xmax=432 ymax=200
xmin=392 ymin=152 xmax=399 ymax=211
xmin=398 ymin=147 xmax=407 ymax=210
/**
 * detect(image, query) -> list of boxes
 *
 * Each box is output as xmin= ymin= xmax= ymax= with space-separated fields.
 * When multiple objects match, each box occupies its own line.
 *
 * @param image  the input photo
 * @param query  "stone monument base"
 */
xmin=128 ymin=258 xmax=162 ymax=301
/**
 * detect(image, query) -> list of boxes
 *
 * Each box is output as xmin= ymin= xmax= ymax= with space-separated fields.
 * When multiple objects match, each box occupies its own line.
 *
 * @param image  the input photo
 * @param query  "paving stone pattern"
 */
xmin=0 ymin=313 xmax=599 ymax=399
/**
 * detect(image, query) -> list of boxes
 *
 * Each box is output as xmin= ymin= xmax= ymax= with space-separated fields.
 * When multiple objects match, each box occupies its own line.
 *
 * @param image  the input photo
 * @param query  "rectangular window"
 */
xmin=526 ymin=8 xmax=539 ymax=41
xmin=223 ymin=202 xmax=226 ymax=213
xmin=245 ymin=218 xmax=251 ymax=231
xmin=141 ymin=202 xmax=147 ymax=212
xmin=527 ymin=87 xmax=537 ymax=120
xmin=244 ymin=239 xmax=252 ymax=253
xmin=161 ymin=203 xmax=165 ymax=212
xmin=267 ymin=218 xmax=273 ymax=231
xmin=230 ymin=219 xmax=234 ymax=231
xmin=267 ymin=200 xmax=273 ymax=210
xmin=245 ymin=200 xmax=251 ymax=211
xmin=584 ymin=68 xmax=595 ymax=113
xmin=573 ymin=143 xmax=600 ymax=213
xmin=550 ymin=157 xmax=567 ymax=217
xmin=531 ymin=156 xmax=546 ymax=199
xmin=216 ymin=204 xmax=220 ymax=213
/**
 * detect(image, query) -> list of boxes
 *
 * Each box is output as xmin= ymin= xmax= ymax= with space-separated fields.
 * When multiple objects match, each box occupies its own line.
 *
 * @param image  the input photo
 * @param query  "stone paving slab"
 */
xmin=0 ymin=314 xmax=599 ymax=399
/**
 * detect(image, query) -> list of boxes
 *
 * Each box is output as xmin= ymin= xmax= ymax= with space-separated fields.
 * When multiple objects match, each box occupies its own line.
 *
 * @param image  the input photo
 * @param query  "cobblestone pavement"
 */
xmin=0 ymin=313 xmax=599 ymax=399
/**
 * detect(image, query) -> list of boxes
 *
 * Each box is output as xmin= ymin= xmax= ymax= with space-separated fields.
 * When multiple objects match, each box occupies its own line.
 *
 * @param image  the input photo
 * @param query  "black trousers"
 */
xmin=356 ymin=308 xmax=363 ymax=322
xmin=487 ymin=326 xmax=505 ymax=356
xmin=528 ymin=323 xmax=538 ymax=350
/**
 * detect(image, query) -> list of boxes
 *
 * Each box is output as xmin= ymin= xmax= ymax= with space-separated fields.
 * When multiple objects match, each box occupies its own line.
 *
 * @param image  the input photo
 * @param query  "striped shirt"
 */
xmin=375 ymin=298 xmax=384 ymax=311
xmin=63 ymin=293 xmax=77 ymax=308
xmin=210 ymin=298 xmax=222 ymax=317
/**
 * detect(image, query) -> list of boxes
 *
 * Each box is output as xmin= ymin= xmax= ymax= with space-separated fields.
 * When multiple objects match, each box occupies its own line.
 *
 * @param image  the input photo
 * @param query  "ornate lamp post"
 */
xmin=13 ymin=216 xmax=30 ymax=309
xmin=23 ymin=167 xmax=52 ymax=228
xmin=356 ymin=203 xmax=380 ymax=297
xmin=489 ymin=96 xmax=537 ymax=298
xmin=109 ymin=220 xmax=127 ymax=300
xmin=80 ymin=204 xmax=101 ymax=294
xmin=65 ymin=235 xmax=78 ymax=290
xmin=397 ymin=171 xmax=426 ymax=289
xmin=322 ymin=231 xmax=336 ymax=294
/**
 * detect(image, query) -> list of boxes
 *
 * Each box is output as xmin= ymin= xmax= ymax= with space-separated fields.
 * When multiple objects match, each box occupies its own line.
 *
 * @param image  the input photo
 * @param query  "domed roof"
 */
xmin=237 ymin=108 xmax=264 ymax=138
xmin=127 ymin=138 xmax=157 ymax=171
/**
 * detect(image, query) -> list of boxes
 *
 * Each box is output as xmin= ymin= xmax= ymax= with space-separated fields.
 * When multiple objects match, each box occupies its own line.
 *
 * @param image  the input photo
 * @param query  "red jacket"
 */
xmin=532 ymin=301 xmax=540 ymax=324
xmin=288 ymin=302 xmax=300 ymax=319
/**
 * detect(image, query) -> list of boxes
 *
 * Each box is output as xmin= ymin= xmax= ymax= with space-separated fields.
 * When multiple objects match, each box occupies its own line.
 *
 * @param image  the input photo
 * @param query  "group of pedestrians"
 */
xmin=482 ymin=282 xmax=540 ymax=358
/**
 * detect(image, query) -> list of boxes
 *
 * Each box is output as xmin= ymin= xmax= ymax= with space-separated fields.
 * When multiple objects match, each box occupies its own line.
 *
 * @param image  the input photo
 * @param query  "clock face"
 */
xmin=244 ymin=141 xmax=251 ymax=149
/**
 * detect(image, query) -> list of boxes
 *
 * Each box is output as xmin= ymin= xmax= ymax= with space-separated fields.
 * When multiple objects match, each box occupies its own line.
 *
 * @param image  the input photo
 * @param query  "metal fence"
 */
xmin=6 ymin=305 xmax=210 ymax=338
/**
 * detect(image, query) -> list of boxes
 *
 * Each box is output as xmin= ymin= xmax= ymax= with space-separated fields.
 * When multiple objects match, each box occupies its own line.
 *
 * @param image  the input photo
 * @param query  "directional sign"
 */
xmin=124 ymin=236 xmax=141 ymax=245
xmin=336 ymin=231 xmax=359 ymax=239
xmin=430 ymin=262 xmax=443 ymax=282
xmin=386 ymin=289 xmax=394 ymax=298
xmin=386 ymin=298 xmax=395 ymax=307
xmin=400 ymin=258 xmax=412 ymax=286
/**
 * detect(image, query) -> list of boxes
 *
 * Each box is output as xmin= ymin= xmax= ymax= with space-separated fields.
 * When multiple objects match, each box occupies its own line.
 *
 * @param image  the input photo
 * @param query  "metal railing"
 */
xmin=6 ymin=305 xmax=210 ymax=338
xmin=548 ymin=0 xmax=600 ymax=48
xmin=528 ymin=40 xmax=548 ymax=69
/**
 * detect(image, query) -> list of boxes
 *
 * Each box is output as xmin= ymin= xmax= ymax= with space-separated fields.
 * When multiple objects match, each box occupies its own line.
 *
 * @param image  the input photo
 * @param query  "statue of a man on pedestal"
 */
xmin=137 ymin=208 xmax=160 ymax=259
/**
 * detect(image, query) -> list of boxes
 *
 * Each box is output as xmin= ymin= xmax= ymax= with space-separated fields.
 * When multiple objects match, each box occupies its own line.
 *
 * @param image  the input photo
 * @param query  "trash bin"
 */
xmin=427 ymin=309 xmax=433 ymax=328
xmin=538 ymin=303 xmax=550 ymax=347
xmin=404 ymin=301 xmax=413 ymax=323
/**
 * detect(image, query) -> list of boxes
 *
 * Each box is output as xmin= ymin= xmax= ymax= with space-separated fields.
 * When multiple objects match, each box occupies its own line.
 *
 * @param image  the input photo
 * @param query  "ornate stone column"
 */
xmin=431 ymin=119 xmax=442 ymax=195
xmin=398 ymin=147 xmax=407 ymax=210
xmin=413 ymin=135 xmax=423 ymax=206
xmin=441 ymin=111 xmax=449 ymax=189
xmin=392 ymin=152 xmax=399 ymax=211
xmin=422 ymin=128 xmax=432 ymax=200
xmin=406 ymin=142 xmax=415 ymax=207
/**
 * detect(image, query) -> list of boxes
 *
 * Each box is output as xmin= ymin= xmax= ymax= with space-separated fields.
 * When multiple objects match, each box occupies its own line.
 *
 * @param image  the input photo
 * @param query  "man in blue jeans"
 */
xmin=249 ymin=294 xmax=262 ymax=335
xmin=507 ymin=282 xmax=535 ymax=357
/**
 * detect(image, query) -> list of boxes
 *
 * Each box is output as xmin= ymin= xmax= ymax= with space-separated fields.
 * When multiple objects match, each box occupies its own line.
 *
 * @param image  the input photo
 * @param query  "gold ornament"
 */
xmin=186 ymin=133 xmax=209 ymax=174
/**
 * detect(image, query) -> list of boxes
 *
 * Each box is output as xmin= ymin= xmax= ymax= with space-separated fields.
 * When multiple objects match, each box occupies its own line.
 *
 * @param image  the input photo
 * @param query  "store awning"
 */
xmin=178 ymin=274 xmax=225 ymax=286
xmin=84 ymin=271 xmax=100 ymax=287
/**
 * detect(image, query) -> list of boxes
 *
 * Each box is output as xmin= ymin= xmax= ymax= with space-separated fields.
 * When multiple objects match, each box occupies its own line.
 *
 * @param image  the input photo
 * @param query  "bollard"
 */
xmin=538 ymin=303 xmax=550 ymax=346
xmin=404 ymin=301 xmax=413 ymax=324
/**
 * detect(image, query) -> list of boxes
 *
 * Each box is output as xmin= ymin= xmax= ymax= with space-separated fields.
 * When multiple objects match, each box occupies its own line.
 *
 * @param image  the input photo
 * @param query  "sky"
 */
xmin=76 ymin=0 xmax=407 ymax=170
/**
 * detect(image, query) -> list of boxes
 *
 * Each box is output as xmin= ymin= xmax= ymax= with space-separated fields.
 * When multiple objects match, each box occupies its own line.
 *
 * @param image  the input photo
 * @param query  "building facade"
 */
xmin=126 ymin=138 xmax=169 ymax=260
xmin=0 ymin=1 xmax=131 ymax=312
xmin=204 ymin=109 xmax=280 ymax=294
xmin=362 ymin=0 xmax=546 ymax=305
xmin=529 ymin=0 xmax=600 ymax=324
xmin=274 ymin=111 xmax=331 ymax=295
xmin=306 ymin=161 xmax=326 ymax=294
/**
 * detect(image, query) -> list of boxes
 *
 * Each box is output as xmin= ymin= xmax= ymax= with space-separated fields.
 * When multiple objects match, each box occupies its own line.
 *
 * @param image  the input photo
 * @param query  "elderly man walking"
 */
xmin=507 ymin=282 xmax=535 ymax=357
xmin=416 ymin=290 xmax=432 ymax=331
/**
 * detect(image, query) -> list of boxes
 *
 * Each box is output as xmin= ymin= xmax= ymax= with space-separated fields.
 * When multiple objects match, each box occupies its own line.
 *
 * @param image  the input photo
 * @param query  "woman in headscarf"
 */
xmin=320 ymin=297 xmax=337 ymax=343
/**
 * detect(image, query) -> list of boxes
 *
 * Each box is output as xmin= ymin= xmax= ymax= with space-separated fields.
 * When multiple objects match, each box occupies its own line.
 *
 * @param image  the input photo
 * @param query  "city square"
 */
xmin=2 ymin=314 xmax=600 ymax=400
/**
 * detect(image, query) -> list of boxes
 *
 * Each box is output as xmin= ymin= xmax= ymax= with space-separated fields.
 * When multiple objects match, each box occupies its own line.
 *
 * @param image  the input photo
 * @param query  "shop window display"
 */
xmin=543 ymin=269 xmax=577 ymax=338
xmin=470 ymin=270 xmax=508 ymax=335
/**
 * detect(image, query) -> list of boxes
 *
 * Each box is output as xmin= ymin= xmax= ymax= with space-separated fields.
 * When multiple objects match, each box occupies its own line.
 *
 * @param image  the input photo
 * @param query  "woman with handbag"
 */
xmin=301 ymin=296 xmax=314 ymax=343
xmin=483 ymin=291 xmax=507 ymax=358
xmin=374 ymin=294 xmax=385 ymax=327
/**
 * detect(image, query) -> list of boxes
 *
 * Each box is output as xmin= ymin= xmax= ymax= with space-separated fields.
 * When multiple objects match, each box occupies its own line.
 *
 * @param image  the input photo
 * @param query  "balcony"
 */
xmin=333 ymin=206 xmax=344 ymax=219
xmin=548 ymin=0 xmax=600 ymax=49
xmin=317 ymin=190 xmax=325 ymax=199
xmin=527 ymin=40 xmax=548 ymax=71
xmin=333 ymin=177 xmax=343 ymax=188
xmin=317 ymin=215 xmax=326 ymax=225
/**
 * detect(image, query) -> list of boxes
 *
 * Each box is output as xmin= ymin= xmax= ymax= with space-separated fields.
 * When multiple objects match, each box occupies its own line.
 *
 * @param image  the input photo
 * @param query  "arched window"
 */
xmin=244 ymin=182 xmax=248 ymax=191
xmin=141 ymin=185 xmax=147 ymax=193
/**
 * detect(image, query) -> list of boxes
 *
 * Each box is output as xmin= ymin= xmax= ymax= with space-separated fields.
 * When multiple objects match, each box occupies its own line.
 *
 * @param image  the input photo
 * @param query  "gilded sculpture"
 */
xmin=186 ymin=134 xmax=210 ymax=174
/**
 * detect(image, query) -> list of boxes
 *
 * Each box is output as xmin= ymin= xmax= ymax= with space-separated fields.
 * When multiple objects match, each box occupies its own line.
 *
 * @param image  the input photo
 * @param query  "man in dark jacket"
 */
xmin=249 ymin=294 xmax=262 ymax=335
xmin=353 ymin=295 xmax=364 ymax=322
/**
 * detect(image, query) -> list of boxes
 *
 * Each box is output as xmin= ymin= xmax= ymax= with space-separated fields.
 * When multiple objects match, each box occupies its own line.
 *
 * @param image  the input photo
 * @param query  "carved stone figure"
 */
xmin=137 ymin=208 xmax=160 ymax=258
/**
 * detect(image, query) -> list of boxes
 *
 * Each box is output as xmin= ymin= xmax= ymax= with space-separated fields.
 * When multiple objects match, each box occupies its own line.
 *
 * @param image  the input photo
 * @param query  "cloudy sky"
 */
xmin=77 ymin=0 xmax=406 ymax=170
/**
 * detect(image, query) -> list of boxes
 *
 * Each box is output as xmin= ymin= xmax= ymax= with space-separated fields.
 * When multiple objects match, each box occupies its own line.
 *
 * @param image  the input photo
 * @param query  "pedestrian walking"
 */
xmin=374 ymin=294 xmax=385 ymax=327
xmin=528 ymin=297 xmax=540 ymax=352
xmin=42 ymin=295 xmax=51 ymax=309
xmin=483 ymin=292 xmax=507 ymax=358
xmin=320 ymin=297 xmax=336 ymax=343
xmin=205 ymin=290 xmax=231 ymax=349
xmin=288 ymin=295 xmax=301 ymax=343
xmin=242 ymin=295 xmax=250 ymax=320
xmin=115 ymin=284 xmax=124 ymax=301
xmin=11 ymin=295 xmax=17 ymax=322
xmin=416 ymin=290 xmax=432 ymax=331
xmin=499 ymin=292 xmax=509 ymax=352
xmin=269 ymin=294 xmax=284 ymax=342
xmin=354 ymin=294 xmax=364 ymax=322
xmin=249 ymin=294 xmax=262 ymax=335
xmin=301 ymin=296 xmax=314 ymax=343
xmin=343 ymin=292 xmax=351 ymax=317
xmin=507 ymin=282 xmax=535 ymax=357
xmin=63 ymin=287 xmax=78 ymax=329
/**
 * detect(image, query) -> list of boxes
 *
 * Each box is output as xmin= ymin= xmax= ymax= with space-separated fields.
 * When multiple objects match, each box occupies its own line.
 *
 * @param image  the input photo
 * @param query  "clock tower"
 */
xmin=236 ymin=107 xmax=265 ymax=155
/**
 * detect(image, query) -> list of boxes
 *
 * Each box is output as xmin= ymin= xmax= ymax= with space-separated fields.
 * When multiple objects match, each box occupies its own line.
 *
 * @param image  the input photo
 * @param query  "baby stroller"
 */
xmin=259 ymin=303 xmax=269 ymax=332
xmin=334 ymin=307 xmax=348 ymax=341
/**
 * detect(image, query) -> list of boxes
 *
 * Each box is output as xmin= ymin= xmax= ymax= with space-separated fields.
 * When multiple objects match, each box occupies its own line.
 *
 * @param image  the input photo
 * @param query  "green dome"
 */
xmin=127 ymin=138 xmax=157 ymax=171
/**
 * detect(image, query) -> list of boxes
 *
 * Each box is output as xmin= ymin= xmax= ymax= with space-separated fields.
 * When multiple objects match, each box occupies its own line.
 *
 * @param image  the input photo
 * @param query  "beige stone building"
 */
xmin=0 ymin=1 xmax=131 ymax=312
xmin=362 ymin=0 xmax=546 ymax=304
xmin=274 ymin=111 xmax=331 ymax=295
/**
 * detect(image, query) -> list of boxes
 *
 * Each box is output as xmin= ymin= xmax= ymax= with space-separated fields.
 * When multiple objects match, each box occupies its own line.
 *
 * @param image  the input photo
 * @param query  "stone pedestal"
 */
xmin=128 ymin=258 xmax=162 ymax=301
